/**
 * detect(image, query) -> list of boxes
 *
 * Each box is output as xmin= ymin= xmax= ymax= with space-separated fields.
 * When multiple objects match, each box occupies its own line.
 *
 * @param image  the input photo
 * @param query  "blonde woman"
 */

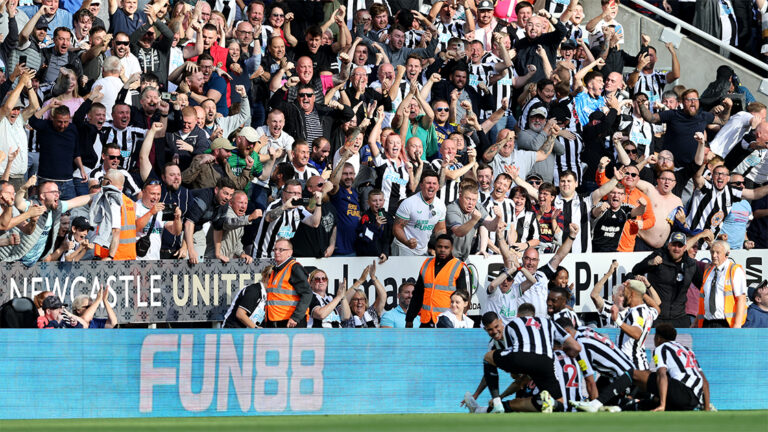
xmin=307 ymin=268 xmax=350 ymax=328
xmin=342 ymin=261 xmax=387 ymax=328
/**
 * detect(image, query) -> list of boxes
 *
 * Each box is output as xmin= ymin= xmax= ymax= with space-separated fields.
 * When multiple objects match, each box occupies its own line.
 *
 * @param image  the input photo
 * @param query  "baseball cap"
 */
xmin=42 ymin=295 xmax=64 ymax=310
xmin=35 ymin=17 xmax=49 ymax=30
xmin=238 ymin=126 xmax=259 ymax=142
xmin=561 ymin=40 xmax=578 ymax=50
xmin=71 ymin=216 xmax=94 ymax=231
xmin=478 ymin=0 xmax=494 ymax=10
xmin=627 ymin=280 xmax=646 ymax=295
xmin=669 ymin=232 xmax=687 ymax=245
xmin=525 ymin=173 xmax=543 ymax=182
xmin=530 ymin=107 xmax=548 ymax=118
xmin=211 ymin=138 xmax=236 ymax=151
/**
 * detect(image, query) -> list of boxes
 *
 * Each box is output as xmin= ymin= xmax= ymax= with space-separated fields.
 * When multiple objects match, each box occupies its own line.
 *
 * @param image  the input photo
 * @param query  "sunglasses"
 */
xmin=271 ymin=13 xmax=284 ymax=17
xmin=625 ymin=148 xmax=638 ymax=154
xmin=115 ymin=40 xmax=130 ymax=46
xmin=626 ymin=172 xmax=639 ymax=178
xmin=146 ymin=179 xmax=162 ymax=186
xmin=528 ymin=179 xmax=542 ymax=185
xmin=729 ymin=181 xmax=744 ymax=186
xmin=435 ymin=107 xmax=450 ymax=112
xmin=312 ymin=276 xmax=328 ymax=282
xmin=297 ymin=93 xmax=314 ymax=98
xmin=107 ymin=155 xmax=123 ymax=160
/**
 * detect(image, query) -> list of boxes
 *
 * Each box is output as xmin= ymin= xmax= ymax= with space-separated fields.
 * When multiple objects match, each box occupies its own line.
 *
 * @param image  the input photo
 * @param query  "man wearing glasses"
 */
xmin=88 ymin=144 xmax=141 ymax=199
xmin=264 ymin=238 xmax=313 ymax=328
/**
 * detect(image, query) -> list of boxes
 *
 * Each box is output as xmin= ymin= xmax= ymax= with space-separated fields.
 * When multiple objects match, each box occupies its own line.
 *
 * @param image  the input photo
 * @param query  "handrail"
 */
xmin=623 ymin=0 xmax=768 ymax=73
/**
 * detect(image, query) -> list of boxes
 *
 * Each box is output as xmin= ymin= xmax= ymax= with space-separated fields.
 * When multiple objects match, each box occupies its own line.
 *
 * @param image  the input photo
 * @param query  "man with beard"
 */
xmin=130 ymin=4 xmax=174 ymax=86
xmin=406 ymin=234 xmax=470 ymax=327
xmin=139 ymin=124 xmax=191 ymax=259
xmin=207 ymin=190 xmax=259 ymax=264
xmin=632 ymin=232 xmax=706 ymax=328
xmin=518 ymin=79 xmax=556 ymax=131
xmin=596 ymin=163 xmax=656 ymax=239
xmin=9 ymin=180 xmax=91 ymax=265
xmin=380 ymin=281 xmax=420 ymax=328
xmin=431 ymin=63 xmax=492 ymax=123
xmin=269 ymin=57 xmax=324 ymax=107
xmin=362 ymin=24 xmax=438 ymax=67
xmin=514 ymin=3 xmax=576 ymax=82
xmin=80 ymin=25 xmax=112 ymax=83
xmin=182 ymin=138 xmax=254 ymax=190
xmin=516 ymin=111 xmax=566 ymax=184
xmin=108 ymin=32 xmax=141 ymax=78
xmin=183 ymin=177 xmax=236 ymax=264
xmin=392 ymin=170 xmax=446 ymax=256
xmin=10 ymin=6 xmax=52 ymax=74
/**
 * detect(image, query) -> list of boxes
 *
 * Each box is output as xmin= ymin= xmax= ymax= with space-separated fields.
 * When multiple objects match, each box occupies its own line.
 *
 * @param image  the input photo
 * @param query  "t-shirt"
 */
xmin=203 ymin=72 xmax=229 ymax=116
xmin=331 ymin=188 xmax=361 ymax=255
xmin=445 ymin=201 xmax=489 ymax=260
xmin=720 ymin=200 xmax=752 ymax=250
xmin=135 ymin=202 xmax=163 ymax=260
xmin=490 ymin=149 xmax=537 ymax=181
xmin=658 ymin=109 xmax=715 ymax=164
xmin=484 ymin=282 xmax=522 ymax=325
xmin=223 ymin=283 xmax=265 ymax=328
xmin=21 ymin=202 xmax=70 ymax=266
xmin=393 ymin=193 xmax=447 ymax=255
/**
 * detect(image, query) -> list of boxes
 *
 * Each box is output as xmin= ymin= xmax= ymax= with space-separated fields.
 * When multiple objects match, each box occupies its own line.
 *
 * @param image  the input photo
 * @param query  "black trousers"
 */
xmin=264 ymin=318 xmax=308 ymax=328
xmin=647 ymin=372 xmax=700 ymax=411
xmin=702 ymin=319 xmax=730 ymax=328
xmin=596 ymin=371 xmax=634 ymax=405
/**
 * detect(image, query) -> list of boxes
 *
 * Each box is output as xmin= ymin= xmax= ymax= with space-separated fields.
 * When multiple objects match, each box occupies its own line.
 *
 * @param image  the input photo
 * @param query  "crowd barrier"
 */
xmin=0 ymin=328 xmax=765 ymax=419
xmin=1 ymin=250 xmax=766 ymax=323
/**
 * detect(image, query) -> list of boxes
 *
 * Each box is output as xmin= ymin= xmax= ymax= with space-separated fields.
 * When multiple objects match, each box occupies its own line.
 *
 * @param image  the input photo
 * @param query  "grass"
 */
xmin=3 ymin=411 xmax=767 ymax=432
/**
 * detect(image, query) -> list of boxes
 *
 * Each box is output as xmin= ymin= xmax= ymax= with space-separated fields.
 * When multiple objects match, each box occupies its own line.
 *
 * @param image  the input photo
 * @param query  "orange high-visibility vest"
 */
xmin=419 ymin=257 xmax=466 ymax=324
xmin=95 ymin=194 xmax=137 ymax=260
xmin=266 ymin=259 xmax=307 ymax=322
xmin=697 ymin=262 xmax=745 ymax=327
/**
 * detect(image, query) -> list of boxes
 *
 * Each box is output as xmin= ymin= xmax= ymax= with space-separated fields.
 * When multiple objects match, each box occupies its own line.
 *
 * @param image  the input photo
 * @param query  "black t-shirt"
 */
xmin=659 ymin=109 xmax=715 ymax=164
xmin=293 ymin=41 xmax=335 ymax=73
xmin=592 ymin=204 xmax=633 ymax=252
xmin=293 ymin=202 xmax=337 ymax=258
xmin=185 ymin=187 xmax=229 ymax=230
xmin=223 ymin=283 xmax=263 ymax=328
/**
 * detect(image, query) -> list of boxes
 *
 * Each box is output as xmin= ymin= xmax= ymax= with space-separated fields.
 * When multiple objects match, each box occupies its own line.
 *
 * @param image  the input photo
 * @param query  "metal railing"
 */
xmin=624 ymin=0 xmax=768 ymax=74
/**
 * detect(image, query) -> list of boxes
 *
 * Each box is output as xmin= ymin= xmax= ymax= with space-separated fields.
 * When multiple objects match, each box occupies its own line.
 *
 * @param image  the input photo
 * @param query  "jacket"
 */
xmin=40 ymin=47 xmax=83 ymax=82
xmin=743 ymin=303 xmax=768 ymax=328
xmin=354 ymin=208 xmax=393 ymax=257
xmin=130 ymin=20 xmax=174 ymax=87
xmin=181 ymin=155 xmax=253 ymax=190
xmin=269 ymin=88 xmax=354 ymax=142
xmin=89 ymin=185 xmax=124 ymax=247
xmin=632 ymin=248 xmax=704 ymax=321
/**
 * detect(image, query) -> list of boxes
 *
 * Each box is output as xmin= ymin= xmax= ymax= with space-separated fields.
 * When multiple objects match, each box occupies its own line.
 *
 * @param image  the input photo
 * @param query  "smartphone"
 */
xmin=161 ymin=92 xmax=172 ymax=101
xmin=19 ymin=55 xmax=27 ymax=65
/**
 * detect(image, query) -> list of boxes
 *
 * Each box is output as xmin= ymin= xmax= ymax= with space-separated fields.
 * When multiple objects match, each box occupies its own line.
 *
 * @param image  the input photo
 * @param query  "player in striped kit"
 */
xmin=547 ymin=286 xmax=582 ymax=328
xmin=554 ymin=348 xmax=593 ymax=412
xmin=482 ymin=303 xmax=582 ymax=413
xmin=613 ymin=278 xmax=660 ymax=370
xmin=633 ymin=324 xmax=711 ymax=411
xmin=558 ymin=320 xmax=637 ymax=412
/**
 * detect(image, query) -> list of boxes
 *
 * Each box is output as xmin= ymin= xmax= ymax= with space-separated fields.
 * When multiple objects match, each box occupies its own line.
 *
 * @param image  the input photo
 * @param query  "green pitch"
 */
xmin=3 ymin=411 xmax=766 ymax=432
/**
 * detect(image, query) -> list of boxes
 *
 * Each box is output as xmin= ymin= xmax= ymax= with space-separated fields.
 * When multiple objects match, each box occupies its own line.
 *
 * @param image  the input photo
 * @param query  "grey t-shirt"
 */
xmin=445 ymin=201 xmax=489 ymax=261
xmin=45 ymin=52 xmax=69 ymax=83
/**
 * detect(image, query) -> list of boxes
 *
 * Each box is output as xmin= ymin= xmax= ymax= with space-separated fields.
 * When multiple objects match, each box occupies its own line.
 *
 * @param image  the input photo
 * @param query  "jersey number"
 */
xmin=592 ymin=331 xmax=616 ymax=349
xmin=563 ymin=364 xmax=579 ymax=388
xmin=676 ymin=348 xmax=697 ymax=368
xmin=525 ymin=317 xmax=541 ymax=330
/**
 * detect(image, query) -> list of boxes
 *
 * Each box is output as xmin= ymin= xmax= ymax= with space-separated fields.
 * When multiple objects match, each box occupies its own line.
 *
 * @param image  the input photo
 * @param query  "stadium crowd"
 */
xmin=0 ymin=0 xmax=763 ymax=330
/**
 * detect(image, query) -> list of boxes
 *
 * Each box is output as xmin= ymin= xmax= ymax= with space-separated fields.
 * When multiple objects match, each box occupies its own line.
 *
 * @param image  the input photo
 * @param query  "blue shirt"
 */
xmin=573 ymin=91 xmax=606 ymax=126
xmin=721 ymin=200 xmax=751 ymax=250
xmin=204 ymin=72 xmax=229 ymax=116
xmin=380 ymin=305 xmax=420 ymax=328
xmin=744 ymin=304 xmax=768 ymax=328
xmin=330 ymin=187 xmax=361 ymax=255
xmin=21 ymin=202 xmax=69 ymax=266
xmin=109 ymin=8 xmax=148 ymax=36
xmin=18 ymin=7 xmax=73 ymax=38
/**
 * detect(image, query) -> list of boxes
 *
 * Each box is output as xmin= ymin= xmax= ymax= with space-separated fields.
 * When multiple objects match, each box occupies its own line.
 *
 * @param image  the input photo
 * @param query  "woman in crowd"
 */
xmin=307 ymin=268 xmax=350 ymax=328
xmin=342 ymin=261 xmax=386 ymax=328
xmin=436 ymin=290 xmax=474 ymax=328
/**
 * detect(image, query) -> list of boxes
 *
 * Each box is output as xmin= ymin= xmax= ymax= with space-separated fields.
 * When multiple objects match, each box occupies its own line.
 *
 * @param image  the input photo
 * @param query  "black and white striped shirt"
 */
xmin=553 ymin=308 xmax=582 ymax=328
xmin=617 ymin=303 xmax=658 ymax=370
xmin=653 ymin=341 xmax=705 ymax=402
xmin=434 ymin=19 xmax=466 ymax=52
xmin=103 ymin=123 xmax=147 ymax=172
xmin=555 ymin=349 xmax=587 ymax=411
xmin=490 ymin=63 xmax=518 ymax=117
xmin=308 ymin=293 xmax=342 ymax=328
xmin=502 ymin=316 xmax=571 ymax=359
xmin=554 ymin=134 xmax=584 ymax=185
xmin=686 ymin=182 xmax=742 ymax=236
xmin=432 ymin=159 xmax=462 ymax=205
xmin=88 ymin=167 xmax=141 ymax=197
xmin=252 ymin=199 xmax=313 ymax=258
xmin=374 ymin=157 xmax=410 ymax=214
xmin=292 ymin=164 xmax=320 ymax=185
xmin=544 ymin=0 xmax=572 ymax=18
xmin=305 ymin=110 xmax=324 ymax=144
xmin=511 ymin=209 xmax=540 ymax=244
xmin=482 ymin=196 xmax=515 ymax=249
xmin=554 ymin=193 xmax=591 ymax=253
xmin=632 ymin=71 xmax=667 ymax=106
xmin=575 ymin=328 xmax=635 ymax=378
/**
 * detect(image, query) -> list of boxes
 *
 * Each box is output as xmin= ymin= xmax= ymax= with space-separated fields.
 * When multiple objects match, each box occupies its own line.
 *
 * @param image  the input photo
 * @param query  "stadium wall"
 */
xmin=1 ymin=250 xmax=766 ymax=323
xmin=0 ymin=329 xmax=765 ymax=419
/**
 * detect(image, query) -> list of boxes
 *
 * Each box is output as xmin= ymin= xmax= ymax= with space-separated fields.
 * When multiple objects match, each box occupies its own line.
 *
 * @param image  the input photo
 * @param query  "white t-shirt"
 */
xmin=0 ymin=116 xmax=28 ymax=177
xmin=332 ymin=148 xmax=361 ymax=176
xmin=92 ymin=75 xmax=124 ymax=121
xmin=255 ymin=126 xmax=295 ymax=159
xmin=393 ymin=193 xmax=446 ymax=255
xmin=513 ymin=269 xmax=549 ymax=318
xmin=135 ymin=202 xmax=163 ymax=260
xmin=483 ymin=282 xmax=522 ymax=325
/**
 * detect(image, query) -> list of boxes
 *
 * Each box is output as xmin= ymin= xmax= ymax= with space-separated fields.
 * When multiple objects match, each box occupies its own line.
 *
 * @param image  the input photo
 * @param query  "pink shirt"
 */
xmin=494 ymin=0 xmax=518 ymax=22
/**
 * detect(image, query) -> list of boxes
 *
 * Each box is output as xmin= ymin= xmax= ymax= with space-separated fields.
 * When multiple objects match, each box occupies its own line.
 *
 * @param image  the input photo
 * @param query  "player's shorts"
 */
xmin=646 ymin=372 xmax=700 ymax=411
xmin=493 ymin=350 xmax=562 ymax=400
